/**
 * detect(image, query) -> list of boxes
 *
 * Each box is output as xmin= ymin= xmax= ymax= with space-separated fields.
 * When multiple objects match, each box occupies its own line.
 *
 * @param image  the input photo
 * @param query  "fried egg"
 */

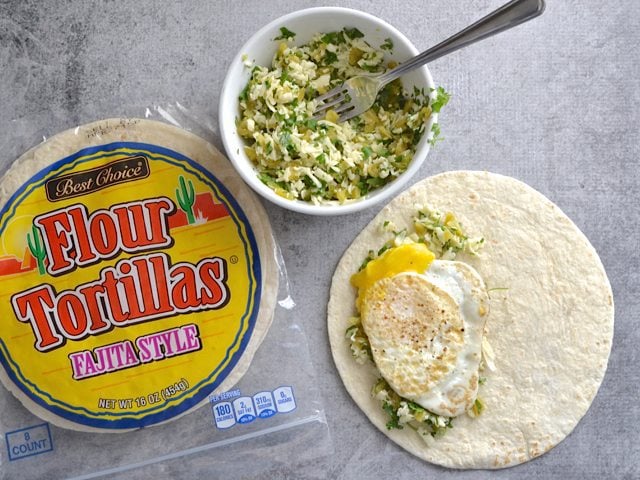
xmin=353 ymin=245 xmax=489 ymax=417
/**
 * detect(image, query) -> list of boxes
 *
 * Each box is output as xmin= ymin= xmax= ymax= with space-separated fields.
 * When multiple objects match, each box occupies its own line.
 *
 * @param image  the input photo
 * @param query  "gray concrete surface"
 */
xmin=0 ymin=0 xmax=638 ymax=478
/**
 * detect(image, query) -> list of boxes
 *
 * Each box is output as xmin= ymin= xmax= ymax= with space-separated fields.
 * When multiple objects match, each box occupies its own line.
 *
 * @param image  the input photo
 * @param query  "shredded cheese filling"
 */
xmin=238 ymin=28 xmax=441 ymax=204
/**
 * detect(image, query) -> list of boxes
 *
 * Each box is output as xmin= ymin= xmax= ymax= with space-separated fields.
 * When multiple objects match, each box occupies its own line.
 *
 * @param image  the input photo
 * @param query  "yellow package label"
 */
xmin=0 ymin=143 xmax=263 ymax=430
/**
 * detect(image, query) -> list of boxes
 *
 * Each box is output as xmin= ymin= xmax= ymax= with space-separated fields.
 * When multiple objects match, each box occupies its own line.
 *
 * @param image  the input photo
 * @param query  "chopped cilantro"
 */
xmin=361 ymin=64 xmax=381 ymax=72
xmin=431 ymin=86 xmax=451 ymax=113
xmin=324 ymin=51 xmax=338 ymax=64
xmin=412 ymin=128 xmax=423 ymax=146
xmin=359 ymin=250 xmax=376 ymax=270
xmin=381 ymin=37 xmax=394 ymax=51
xmin=367 ymin=177 xmax=385 ymax=188
xmin=429 ymin=122 xmax=443 ymax=146
xmin=258 ymin=173 xmax=274 ymax=185
xmin=321 ymin=31 xmax=345 ymax=44
xmin=377 ymin=243 xmax=391 ymax=256
xmin=383 ymin=401 xmax=402 ymax=430
xmin=238 ymin=84 xmax=249 ymax=102
xmin=258 ymin=172 xmax=285 ymax=190
xmin=274 ymin=27 xmax=296 ymax=41
xmin=279 ymin=132 xmax=292 ymax=149
xmin=344 ymin=27 xmax=364 ymax=39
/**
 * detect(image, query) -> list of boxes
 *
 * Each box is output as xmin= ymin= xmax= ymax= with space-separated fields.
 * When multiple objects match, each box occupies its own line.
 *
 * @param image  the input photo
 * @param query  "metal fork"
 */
xmin=312 ymin=0 xmax=545 ymax=122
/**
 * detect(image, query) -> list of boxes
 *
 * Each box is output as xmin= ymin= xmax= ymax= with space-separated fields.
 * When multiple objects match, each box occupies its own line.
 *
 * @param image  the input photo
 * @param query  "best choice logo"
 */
xmin=45 ymin=156 xmax=149 ymax=202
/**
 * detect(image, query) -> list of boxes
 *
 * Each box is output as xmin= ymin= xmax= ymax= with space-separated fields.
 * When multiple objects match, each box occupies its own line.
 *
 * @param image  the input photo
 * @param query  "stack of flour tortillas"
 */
xmin=328 ymin=170 xmax=614 ymax=468
xmin=0 ymin=118 xmax=278 ymax=432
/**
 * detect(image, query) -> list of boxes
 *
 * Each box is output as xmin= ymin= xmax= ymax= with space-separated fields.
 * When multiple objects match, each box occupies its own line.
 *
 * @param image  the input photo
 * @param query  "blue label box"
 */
xmin=212 ymin=401 xmax=236 ymax=429
xmin=274 ymin=386 xmax=296 ymax=413
xmin=253 ymin=391 xmax=276 ymax=419
xmin=5 ymin=423 xmax=53 ymax=461
xmin=233 ymin=396 xmax=257 ymax=424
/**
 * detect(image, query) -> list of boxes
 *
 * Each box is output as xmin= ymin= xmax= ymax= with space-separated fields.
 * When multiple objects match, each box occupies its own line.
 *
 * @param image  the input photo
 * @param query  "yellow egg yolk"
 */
xmin=350 ymin=243 xmax=435 ymax=311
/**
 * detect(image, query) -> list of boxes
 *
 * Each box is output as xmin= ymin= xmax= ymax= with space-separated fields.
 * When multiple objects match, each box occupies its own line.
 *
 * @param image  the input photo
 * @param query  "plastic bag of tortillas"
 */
xmin=0 ymin=104 xmax=332 ymax=479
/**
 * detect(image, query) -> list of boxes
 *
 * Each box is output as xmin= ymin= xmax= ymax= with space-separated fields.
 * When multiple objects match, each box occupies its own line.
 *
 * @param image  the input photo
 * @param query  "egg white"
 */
xmin=361 ymin=260 xmax=489 ymax=417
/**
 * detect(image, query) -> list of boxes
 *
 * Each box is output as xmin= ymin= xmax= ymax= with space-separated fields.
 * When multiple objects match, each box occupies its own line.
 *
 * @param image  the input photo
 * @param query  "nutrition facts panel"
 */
xmin=210 ymin=386 xmax=296 ymax=429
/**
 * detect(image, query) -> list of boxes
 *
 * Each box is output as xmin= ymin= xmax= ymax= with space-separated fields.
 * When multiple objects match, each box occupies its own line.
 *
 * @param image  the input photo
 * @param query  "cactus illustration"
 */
xmin=27 ymin=225 xmax=46 ymax=275
xmin=176 ymin=175 xmax=196 ymax=224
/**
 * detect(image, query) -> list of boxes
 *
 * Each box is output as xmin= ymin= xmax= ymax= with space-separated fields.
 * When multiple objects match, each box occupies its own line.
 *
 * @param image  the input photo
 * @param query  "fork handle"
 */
xmin=378 ymin=0 xmax=545 ymax=86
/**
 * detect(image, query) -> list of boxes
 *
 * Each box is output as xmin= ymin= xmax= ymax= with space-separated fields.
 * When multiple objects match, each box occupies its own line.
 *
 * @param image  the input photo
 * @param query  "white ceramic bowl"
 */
xmin=219 ymin=7 xmax=437 ymax=215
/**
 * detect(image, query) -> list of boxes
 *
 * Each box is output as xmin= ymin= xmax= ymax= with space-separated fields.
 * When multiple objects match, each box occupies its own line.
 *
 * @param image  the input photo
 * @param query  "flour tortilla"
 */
xmin=328 ymin=170 xmax=614 ymax=468
xmin=0 ymin=118 xmax=278 ymax=431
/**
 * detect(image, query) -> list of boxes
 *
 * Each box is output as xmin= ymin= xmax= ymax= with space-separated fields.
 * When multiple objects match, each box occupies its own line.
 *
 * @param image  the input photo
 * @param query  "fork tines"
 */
xmin=312 ymin=84 xmax=354 ymax=121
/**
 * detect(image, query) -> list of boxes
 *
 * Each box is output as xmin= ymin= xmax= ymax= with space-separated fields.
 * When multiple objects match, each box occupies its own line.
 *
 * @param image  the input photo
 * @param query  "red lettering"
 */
xmin=199 ymin=259 xmax=228 ymax=307
xmin=171 ymin=265 xmax=200 ymax=309
xmin=77 ymin=283 xmax=110 ymax=332
xmin=101 ymin=270 xmax=129 ymax=324
xmin=57 ymin=292 xmax=87 ymax=337
xmin=89 ymin=211 xmax=118 ymax=256
xmin=143 ymin=198 xmax=173 ymax=245
xmin=10 ymin=253 xmax=230 ymax=352
xmin=113 ymin=198 xmax=173 ymax=250
xmin=128 ymin=256 xmax=173 ymax=317
xmin=67 ymin=205 xmax=95 ymax=264
xmin=148 ymin=255 xmax=173 ymax=315
xmin=116 ymin=261 xmax=143 ymax=319
xmin=33 ymin=198 xmax=175 ymax=275
xmin=11 ymin=286 xmax=63 ymax=351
